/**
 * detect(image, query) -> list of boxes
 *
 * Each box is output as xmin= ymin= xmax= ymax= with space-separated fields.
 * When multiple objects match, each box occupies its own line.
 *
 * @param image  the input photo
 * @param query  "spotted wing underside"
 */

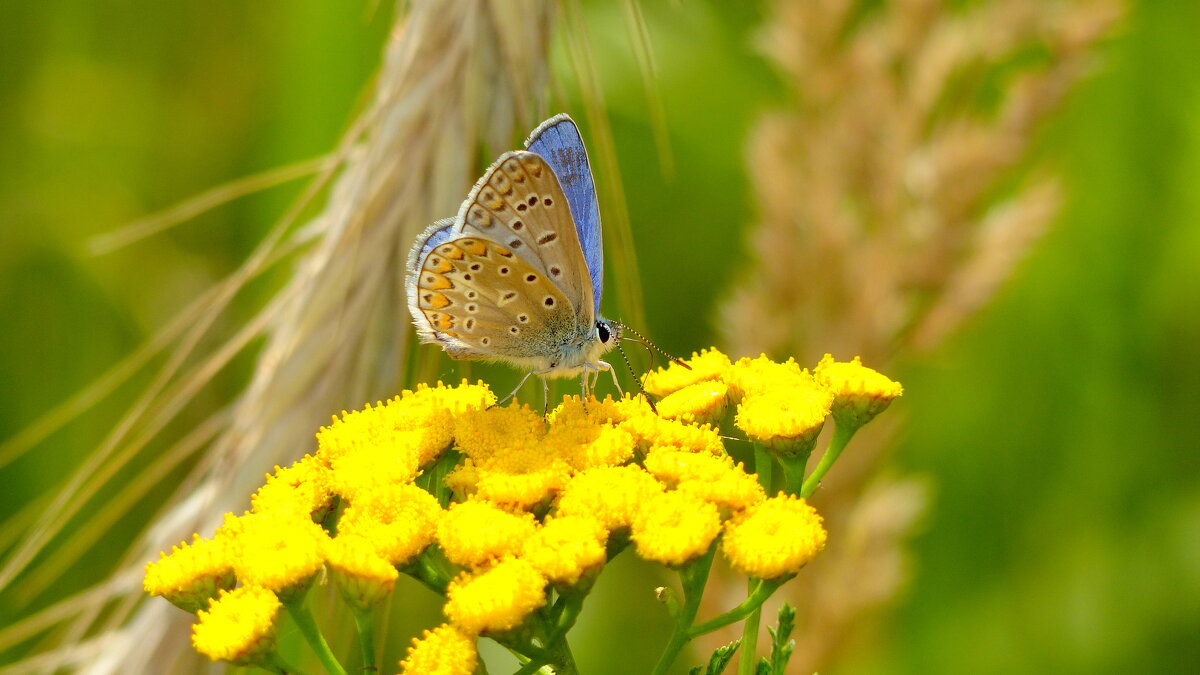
xmin=410 ymin=236 xmax=576 ymax=361
xmin=456 ymin=151 xmax=594 ymax=323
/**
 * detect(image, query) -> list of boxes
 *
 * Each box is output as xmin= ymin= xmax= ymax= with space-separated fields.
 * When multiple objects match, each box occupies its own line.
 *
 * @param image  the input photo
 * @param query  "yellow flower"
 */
xmin=398 ymin=624 xmax=479 ymax=675
xmin=316 ymin=380 xmax=491 ymax=468
xmin=642 ymin=348 xmax=732 ymax=397
xmin=325 ymin=534 xmax=399 ymax=610
xmin=814 ymin=354 xmax=903 ymax=429
xmin=724 ymin=354 xmax=810 ymax=401
xmin=217 ymin=511 xmax=329 ymax=599
xmin=644 ymin=448 xmax=764 ymax=513
xmin=656 ymin=381 xmax=730 ymax=427
xmin=337 ymin=483 xmax=442 ymax=566
xmin=250 ymin=454 xmax=333 ymax=520
xmin=735 ymin=383 xmax=833 ymax=457
xmin=619 ymin=410 xmax=725 ymax=455
xmin=192 ymin=586 xmax=281 ymax=665
xmin=556 ymin=465 xmax=663 ymax=531
xmin=453 ymin=404 xmax=546 ymax=462
xmin=547 ymin=419 xmax=636 ymax=471
xmin=521 ymin=515 xmax=608 ymax=586
xmin=447 ymin=439 xmax=572 ymax=510
xmin=549 ymin=386 xmax=648 ymax=422
xmin=722 ymin=494 xmax=827 ymax=579
xmin=444 ymin=557 xmax=547 ymax=634
xmin=631 ymin=490 xmax=722 ymax=567
xmin=327 ymin=443 xmax=421 ymax=503
xmin=436 ymin=500 xmax=538 ymax=569
xmin=143 ymin=534 xmax=236 ymax=613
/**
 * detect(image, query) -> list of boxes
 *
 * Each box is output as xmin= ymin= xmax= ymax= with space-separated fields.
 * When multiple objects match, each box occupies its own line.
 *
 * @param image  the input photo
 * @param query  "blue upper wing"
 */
xmin=407 ymin=218 xmax=456 ymax=273
xmin=525 ymin=114 xmax=603 ymax=313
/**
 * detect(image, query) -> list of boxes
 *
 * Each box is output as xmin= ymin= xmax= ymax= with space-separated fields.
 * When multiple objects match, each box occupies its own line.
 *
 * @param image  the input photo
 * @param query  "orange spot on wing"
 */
xmin=461 ymin=239 xmax=488 ymax=256
xmin=422 ymin=272 xmax=453 ymax=289
xmin=424 ymin=292 xmax=451 ymax=309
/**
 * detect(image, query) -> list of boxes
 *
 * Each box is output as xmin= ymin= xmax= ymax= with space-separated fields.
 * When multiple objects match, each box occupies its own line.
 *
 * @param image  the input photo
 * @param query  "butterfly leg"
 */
xmin=494 ymin=369 xmax=549 ymax=408
xmin=542 ymin=376 xmax=551 ymax=417
xmin=597 ymin=360 xmax=624 ymax=398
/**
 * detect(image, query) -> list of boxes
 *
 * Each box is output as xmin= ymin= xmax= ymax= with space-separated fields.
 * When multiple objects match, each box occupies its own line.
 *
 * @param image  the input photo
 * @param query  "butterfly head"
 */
xmin=595 ymin=318 xmax=620 ymax=352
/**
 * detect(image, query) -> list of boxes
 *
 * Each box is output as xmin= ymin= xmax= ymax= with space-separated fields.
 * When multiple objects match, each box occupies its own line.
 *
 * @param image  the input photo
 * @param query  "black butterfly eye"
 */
xmin=597 ymin=322 xmax=610 ymax=343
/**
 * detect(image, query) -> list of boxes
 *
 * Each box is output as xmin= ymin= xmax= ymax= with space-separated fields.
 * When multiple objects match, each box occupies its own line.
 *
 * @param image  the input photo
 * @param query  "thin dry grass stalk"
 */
xmin=717 ymin=0 xmax=1122 ymax=670
xmin=0 ymin=1 xmax=556 ymax=672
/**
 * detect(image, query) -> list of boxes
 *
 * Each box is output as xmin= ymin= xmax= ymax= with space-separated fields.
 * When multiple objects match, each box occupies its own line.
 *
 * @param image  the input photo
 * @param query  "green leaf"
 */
xmin=690 ymin=638 xmax=741 ymax=675
xmin=764 ymin=604 xmax=796 ymax=674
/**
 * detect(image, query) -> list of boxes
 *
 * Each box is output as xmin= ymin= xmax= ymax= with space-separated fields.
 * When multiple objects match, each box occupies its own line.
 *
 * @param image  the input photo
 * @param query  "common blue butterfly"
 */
xmin=406 ymin=114 xmax=626 ymax=404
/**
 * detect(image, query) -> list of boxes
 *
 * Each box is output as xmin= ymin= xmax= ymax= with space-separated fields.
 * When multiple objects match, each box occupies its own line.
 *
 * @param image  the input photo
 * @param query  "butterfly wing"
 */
xmin=410 ymin=235 xmax=576 ymax=362
xmin=456 ymin=150 xmax=594 ymax=322
xmin=525 ymin=114 xmax=603 ymax=314
xmin=407 ymin=218 xmax=456 ymax=342
xmin=408 ymin=151 xmax=595 ymax=364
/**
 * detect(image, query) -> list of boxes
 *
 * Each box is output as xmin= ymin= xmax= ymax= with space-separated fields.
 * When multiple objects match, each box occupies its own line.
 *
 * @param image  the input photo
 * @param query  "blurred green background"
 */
xmin=2 ymin=0 xmax=1197 ymax=673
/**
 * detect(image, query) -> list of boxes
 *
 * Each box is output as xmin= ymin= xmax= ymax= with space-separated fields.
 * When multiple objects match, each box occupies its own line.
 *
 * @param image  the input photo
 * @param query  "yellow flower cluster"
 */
xmin=144 ymin=382 xmax=493 ymax=665
xmin=647 ymin=349 xmax=901 ymax=457
xmin=145 ymin=351 xmax=899 ymax=670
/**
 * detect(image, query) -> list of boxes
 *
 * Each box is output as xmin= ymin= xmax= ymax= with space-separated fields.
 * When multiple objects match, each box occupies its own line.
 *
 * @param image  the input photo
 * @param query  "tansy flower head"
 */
xmin=619 ymin=409 xmax=725 ymax=455
xmin=656 ymin=381 xmax=730 ymax=427
xmin=546 ymin=419 xmax=636 ymax=471
xmin=814 ymin=354 xmax=903 ymax=430
xmin=446 ymin=440 xmax=572 ymax=510
xmin=631 ymin=490 xmax=722 ymax=567
xmin=337 ymin=483 xmax=441 ymax=566
xmin=444 ymin=557 xmax=547 ymax=635
xmin=250 ymin=454 xmax=333 ymax=521
xmin=521 ymin=515 xmax=608 ymax=586
xmin=644 ymin=448 xmax=764 ymax=514
xmin=735 ymin=384 xmax=833 ymax=458
xmin=556 ymin=465 xmax=663 ymax=531
xmin=191 ymin=586 xmax=282 ymax=665
xmin=217 ymin=511 xmax=329 ymax=599
xmin=327 ymin=442 xmax=421 ymax=503
xmin=315 ymin=380 xmax=490 ymax=468
xmin=399 ymin=624 xmax=478 ymax=675
xmin=143 ymin=534 xmax=236 ymax=613
xmin=724 ymin=354 xmax=810 ymax=401
xmin=642 ymin=348 xmax=731 ymax=397
xmin=327 ymin=444 xmax=421 ymax=504
xmin=453 ymin=403 xmax=546 ymax=462
xmin=436 ymin=500 xmax=538 ymax=569
xmin=549 ymin=394 xmax=635 ymax=425
xmin=325 ymin=533 xmax=399 ymax=610
xmin=722 ymin=494 xmax=827 ymax=579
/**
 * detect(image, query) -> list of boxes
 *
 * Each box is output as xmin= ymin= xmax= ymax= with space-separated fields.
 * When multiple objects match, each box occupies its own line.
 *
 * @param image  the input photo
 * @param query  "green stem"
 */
xmin=650 ymin=544 xmax=717 ymax=675
xmin=512 ymin=660 xmax=548 ymax=675
xmin=549 ymin=639 xmax=580 ymax=675
xmin=800 ymin=421 xmax=858 ymax=498
xmin=550 ymin=592 xmax=586 ymax=641
xmin=353 ymin=609 xmax=376 ymax=672
xmin=738 ymin=584 xmax=762 ymax=675
xmin=687 ymin=578 xmax=782 ymax=637
xmin=284 ymin=597 xmax=348 ymax=675
xmin=753 ymin=443 xmax=774 ymax=494
xmin=406 ymin=547 xmax=455 ymax=595
xmin=779 ymin=453 xmax=808 ymax=496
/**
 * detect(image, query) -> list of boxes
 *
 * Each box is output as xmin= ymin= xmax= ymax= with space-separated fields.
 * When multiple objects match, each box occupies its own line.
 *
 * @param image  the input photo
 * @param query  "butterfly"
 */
xmin=406 ymin=114 xmax=632 ymax=406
